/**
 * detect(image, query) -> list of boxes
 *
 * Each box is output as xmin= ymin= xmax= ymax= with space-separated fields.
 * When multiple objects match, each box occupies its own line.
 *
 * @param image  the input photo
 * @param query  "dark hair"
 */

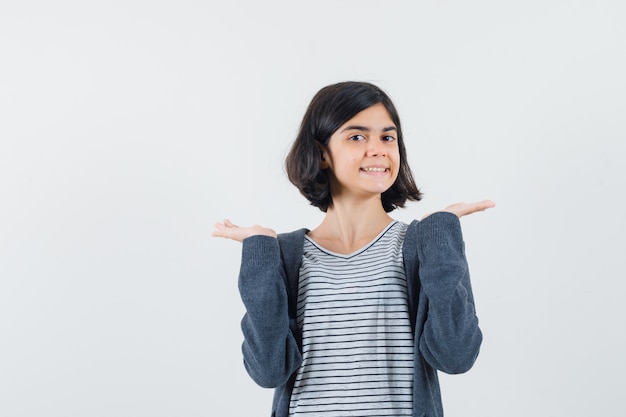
xmin=285 ymin=81 xmax=422 ymax=212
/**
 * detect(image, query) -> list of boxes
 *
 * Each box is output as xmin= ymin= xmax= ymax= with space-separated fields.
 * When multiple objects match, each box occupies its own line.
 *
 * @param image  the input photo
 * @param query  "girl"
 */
xmin=213 ymin=81 xmax=494 ymax=417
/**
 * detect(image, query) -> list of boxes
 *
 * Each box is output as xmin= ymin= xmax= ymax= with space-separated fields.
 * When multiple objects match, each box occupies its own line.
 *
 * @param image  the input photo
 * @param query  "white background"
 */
xmin=1 ymin=1 xmax=625 ymax=416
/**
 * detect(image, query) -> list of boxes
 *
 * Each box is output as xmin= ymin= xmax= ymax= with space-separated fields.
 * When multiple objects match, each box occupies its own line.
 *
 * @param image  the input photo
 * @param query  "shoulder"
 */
xmin=276 ymin=228 xmax=309 ymax=266
xmin=276 ymin=228 xmax=310 ymax=305
xmin=401 ymin=219 xmax=419 ymax=245
xmin=277 ymin=228 xmax=309 ymax=246
xmin=401 ymin=220 xmax=419 ymax=259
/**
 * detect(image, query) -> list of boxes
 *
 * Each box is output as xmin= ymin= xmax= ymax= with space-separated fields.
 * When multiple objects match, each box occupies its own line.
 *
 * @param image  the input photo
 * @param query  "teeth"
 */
xmin=363 ymin=167 xmax=386 ymax=172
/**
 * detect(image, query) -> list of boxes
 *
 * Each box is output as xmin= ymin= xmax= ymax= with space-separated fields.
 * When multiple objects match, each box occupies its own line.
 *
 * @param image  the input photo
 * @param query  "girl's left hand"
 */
xmin=422 ymin=199 xmax=496 ymax=220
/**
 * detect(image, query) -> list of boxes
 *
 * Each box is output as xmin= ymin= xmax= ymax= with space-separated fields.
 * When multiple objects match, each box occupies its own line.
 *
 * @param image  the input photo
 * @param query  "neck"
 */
xmin=310 ymin=196 xmax=394 ymax=253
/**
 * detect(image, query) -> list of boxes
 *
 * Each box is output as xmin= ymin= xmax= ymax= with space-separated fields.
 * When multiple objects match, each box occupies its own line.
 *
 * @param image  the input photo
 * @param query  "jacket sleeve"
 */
xmin=237 ymin=235 xmax=303 ymax=388
xmin=415 ymin=212 xmax=482 ymax=374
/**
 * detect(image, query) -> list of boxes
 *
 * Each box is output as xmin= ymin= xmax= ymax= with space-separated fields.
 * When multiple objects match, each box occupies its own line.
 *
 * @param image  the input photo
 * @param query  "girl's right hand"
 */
xmin=212 ymin=219 xmax=277 ymax=243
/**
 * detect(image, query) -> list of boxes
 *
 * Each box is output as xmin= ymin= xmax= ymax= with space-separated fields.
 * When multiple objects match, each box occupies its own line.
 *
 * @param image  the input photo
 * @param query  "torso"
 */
xmin=289 ymin=220 xmax=414 ymax=416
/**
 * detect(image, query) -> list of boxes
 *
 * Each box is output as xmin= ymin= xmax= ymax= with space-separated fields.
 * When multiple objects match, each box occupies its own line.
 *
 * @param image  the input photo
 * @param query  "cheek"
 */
xmin=338 ymin=154 xmax=359 ymax=167
xmin=392 ymin=156 xmax=402 ymax=178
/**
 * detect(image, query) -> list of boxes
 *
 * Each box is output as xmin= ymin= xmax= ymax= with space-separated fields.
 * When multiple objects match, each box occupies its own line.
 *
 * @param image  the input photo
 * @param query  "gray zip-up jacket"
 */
xmin=237 ymin=212 xmax=482 ymax=417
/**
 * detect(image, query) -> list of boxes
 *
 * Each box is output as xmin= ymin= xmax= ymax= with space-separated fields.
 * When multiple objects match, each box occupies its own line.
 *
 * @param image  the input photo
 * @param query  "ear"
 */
xmin=317 ymin=143 xmax=330 ymax=169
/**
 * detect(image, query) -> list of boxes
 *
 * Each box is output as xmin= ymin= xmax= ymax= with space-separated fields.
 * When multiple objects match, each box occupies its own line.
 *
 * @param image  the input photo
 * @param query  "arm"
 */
xmin=213 ymin=220 xmax=302 ymax=387
xmin=416 ymin=201 xmax=494 ymax=374
xmin=238 ymin=235 xmax=303 ymax=387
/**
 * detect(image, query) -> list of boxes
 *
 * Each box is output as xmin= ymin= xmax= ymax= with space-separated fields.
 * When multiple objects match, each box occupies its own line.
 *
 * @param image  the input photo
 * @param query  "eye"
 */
xmin=349 ymin=134 xmax=366 ymax=141
xmin=382 ymin=135 xmax=396 ymax=142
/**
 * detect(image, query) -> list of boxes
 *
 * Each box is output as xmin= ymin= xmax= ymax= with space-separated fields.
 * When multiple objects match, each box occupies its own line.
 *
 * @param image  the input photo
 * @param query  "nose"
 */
xmin=367 ymin=139 xmax=387 ymax=157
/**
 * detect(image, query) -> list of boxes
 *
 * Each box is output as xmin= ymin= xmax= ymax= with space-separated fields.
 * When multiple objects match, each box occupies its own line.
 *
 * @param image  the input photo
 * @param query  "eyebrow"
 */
xmin=340 ymin=125 xmax=397 ymax=133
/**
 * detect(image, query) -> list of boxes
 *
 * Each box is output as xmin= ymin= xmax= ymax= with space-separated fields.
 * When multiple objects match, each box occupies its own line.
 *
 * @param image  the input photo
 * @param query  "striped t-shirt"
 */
xmin=289 ymin=221 xmax=414 ymax=416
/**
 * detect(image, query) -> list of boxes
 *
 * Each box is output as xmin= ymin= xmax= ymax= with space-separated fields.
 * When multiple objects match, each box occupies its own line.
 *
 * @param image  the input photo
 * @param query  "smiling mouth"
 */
xmin=361 ymin=167 xmax=388 ymax=172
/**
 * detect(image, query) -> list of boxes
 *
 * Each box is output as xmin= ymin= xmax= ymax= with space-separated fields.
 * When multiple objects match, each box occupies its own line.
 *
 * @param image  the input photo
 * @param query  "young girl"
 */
xmin=213 ymin=81 xmax=494 ymax=417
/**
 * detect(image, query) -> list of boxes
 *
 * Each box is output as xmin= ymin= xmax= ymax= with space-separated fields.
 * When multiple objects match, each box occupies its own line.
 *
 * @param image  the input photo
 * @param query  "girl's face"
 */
xmin=321 ymin=103 xmax=400 ymax=201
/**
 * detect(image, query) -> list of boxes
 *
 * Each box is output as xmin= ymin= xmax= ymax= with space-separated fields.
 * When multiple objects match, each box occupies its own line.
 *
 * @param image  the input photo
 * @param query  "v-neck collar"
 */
xmin=304 ymin=220 xmax=398 ymax=258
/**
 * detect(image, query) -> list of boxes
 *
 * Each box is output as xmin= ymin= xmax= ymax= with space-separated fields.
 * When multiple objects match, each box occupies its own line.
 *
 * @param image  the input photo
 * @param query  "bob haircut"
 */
xmin=285 ymin=81 xmax=422 ymax=212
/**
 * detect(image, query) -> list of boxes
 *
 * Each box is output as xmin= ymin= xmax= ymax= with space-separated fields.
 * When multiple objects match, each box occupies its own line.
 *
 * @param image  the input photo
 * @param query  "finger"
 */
xmin=462 ymin=200 xmax=496 ymax=216
xmin=478 ymin=199 xmax=496 ymax=208
xmin=213 ymin=221 xmax=231 ymax=231
xmin=211 ymin=226 xmax=238 ymax=240
xmin=212 ymin=220 xmax=233 ymax=237
xmin=211 ymin=222 xmax=228 ymax=238
xmin=473 ymin=200 xmax=496 ymax=211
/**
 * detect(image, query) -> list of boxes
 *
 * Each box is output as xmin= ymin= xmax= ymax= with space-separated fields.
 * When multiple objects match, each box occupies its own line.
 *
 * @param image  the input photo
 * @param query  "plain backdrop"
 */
xmin=1 ymin=1 xmax=625 ymax=416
